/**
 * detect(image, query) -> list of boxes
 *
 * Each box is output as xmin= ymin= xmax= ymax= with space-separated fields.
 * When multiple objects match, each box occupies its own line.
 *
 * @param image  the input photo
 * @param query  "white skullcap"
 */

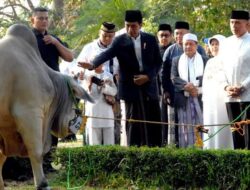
xmin=183 ymin=33 xmax=198 ymax=42
xmin=208 ymin=34 xmax=226 ymax=48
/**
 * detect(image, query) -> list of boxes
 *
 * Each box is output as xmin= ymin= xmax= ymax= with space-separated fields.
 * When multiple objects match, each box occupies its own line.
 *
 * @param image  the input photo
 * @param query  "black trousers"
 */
xmin=226 ymin=102 xmax=250 ymax=149
xmin=161 ymin=99 xmax=168 ymax=145
xmin=125 ymin=96 xmax=162 ymax=147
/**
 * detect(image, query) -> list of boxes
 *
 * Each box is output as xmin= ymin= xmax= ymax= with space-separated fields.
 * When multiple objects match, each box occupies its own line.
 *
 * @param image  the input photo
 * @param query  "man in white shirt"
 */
xmin=77 ymin=22 xmax=119 ymax=76
xmin=220 ymin=10 xmax=250 ymax=149
xmin=76 ymin=22 xmax=120 ymax=144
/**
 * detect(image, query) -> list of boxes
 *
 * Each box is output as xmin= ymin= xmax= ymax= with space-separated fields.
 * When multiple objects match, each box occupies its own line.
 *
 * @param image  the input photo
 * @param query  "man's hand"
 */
xmin=104 ymin=79 xmax=112 ymax=85
xmin=184 ymin=82 xmax=198 ymax=97
xmin=43 ymin=34 xmax=74 ymax=62
xmin=87 ymin=76 xmax=94 ymax=92
xmin=79 ymin=71 xmax=84 ymax=81
xmin=163 ymin=92 xmax=171 ymax=105
xmin=184 ymin=82 xmax=195 ymax=92
xmin=225 ymin=85 xmax=245 ymax=98
xmin=133 ymin=74 xmax=149 ymax=86
xmin=78 ymin=62 xmax=93 ymax=69
xmin=43 ymin=35 xmax=58 ymax=45
xmin=189 ymin=87 xmax=198 ymax=97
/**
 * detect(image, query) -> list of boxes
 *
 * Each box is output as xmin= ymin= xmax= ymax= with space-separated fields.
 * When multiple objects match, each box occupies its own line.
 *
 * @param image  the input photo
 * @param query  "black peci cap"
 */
xmin=158 ymin=24 xmax=172 ymax=32
xmin=125 ymin=10 xmax=143 ymax=23
xmin=230 ymin=10 xmax=249 ymax=20
xmin=175 ymin=21 xmax=189 ymax=30
xmin=100 ymin=22 xmax=116 ymax=33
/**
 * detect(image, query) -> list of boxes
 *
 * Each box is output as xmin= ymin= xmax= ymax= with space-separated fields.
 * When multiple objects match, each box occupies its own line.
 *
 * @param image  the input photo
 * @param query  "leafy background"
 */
xmin=0 ymin=0 xmax=249 ymax=55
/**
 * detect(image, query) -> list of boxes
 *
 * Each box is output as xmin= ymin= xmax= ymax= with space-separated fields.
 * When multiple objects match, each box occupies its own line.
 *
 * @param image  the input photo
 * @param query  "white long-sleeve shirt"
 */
xmin=76 ymin=39 xmax=119 ymax=75
xmin=219 ymin=32 xmax=250 ymax=102
xmin=83 ymin=70 xmax=117 ymax=128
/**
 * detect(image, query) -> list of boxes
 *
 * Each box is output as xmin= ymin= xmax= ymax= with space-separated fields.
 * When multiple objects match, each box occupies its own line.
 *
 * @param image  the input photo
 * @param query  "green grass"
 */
xmin=4 ymin=172 xmax=129 ymax=190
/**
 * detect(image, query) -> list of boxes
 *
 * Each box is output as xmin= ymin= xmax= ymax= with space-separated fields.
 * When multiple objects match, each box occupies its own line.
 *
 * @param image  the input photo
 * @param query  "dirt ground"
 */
xmin=4 ymin=174 xmax=66 ymax=190
xmin=4 ymin=135 xmax=84 ymax=190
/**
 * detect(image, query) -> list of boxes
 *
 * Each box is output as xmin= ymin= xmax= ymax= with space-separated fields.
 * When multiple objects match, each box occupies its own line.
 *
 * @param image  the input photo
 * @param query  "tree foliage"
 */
xmin=69 ymin=0 xmax=143 ymax=52
xmin=0 ymin=0 xmax=249 ymax=52
xmin=145 ymin=0 xmax=250 ymax=40
xmin=0 ymin=0 xmax=54 ymax=36
xmin=0 ymin=0 xmax=30 ymax=36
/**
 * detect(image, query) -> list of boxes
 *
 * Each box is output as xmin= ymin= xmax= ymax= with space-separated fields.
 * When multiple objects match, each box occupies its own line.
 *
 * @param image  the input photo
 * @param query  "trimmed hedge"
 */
xmin=54 ymin=146 xmax=250 ymax=189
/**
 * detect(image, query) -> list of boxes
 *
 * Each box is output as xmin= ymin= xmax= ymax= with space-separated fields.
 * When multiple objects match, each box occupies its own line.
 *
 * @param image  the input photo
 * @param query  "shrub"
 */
xmin=54 ymin=146 xmax=250 ymax=189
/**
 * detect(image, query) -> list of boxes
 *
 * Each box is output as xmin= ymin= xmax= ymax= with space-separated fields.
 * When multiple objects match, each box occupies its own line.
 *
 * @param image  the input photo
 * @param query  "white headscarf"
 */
xmin=208 ymin=34 xmax=226 ymax=49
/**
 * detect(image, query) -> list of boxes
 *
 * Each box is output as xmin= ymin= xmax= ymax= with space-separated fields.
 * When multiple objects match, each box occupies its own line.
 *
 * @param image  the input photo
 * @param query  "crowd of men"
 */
xmin=31 ymin=6 xmax=250 ymax=154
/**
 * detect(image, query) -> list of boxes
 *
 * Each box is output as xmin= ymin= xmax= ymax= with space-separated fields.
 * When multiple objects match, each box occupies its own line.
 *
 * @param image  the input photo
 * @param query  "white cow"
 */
xmin=0 ymin=24 xmax=93 ymax=190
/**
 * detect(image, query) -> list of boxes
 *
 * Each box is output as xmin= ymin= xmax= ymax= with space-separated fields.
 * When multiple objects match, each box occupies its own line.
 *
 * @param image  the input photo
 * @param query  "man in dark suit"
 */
xmin=79 ymin=10 xmax=163 ymax=147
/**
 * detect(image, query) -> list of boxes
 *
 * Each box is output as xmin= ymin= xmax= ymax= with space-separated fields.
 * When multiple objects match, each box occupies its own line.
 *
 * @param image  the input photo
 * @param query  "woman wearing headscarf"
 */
xmin=202 ymin=34 xmax=233 ymax=149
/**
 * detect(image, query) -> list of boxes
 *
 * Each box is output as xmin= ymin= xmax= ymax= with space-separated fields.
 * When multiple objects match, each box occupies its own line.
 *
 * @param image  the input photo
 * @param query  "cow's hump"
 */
xmin=6 ymin=24 xmax=39 ymax=52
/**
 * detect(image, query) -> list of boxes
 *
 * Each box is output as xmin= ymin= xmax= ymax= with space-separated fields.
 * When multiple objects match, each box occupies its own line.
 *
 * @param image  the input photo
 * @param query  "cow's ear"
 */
xmin=70 ymin=79 xmax=94 ymax=103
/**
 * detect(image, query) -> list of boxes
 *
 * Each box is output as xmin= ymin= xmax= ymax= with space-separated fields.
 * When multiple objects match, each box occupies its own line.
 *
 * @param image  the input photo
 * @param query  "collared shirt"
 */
xmin=220 ymin=32 xmax=250 ymax=102
xmin=159 ymin=43 xmax=172 ymax=58
xmin=131 ymin=34 xmax=143 ymax=72
xmin=76 ymin=39 xmax=119 ymax=75
xmin=188 ymin=57 xmax=196 ymax=83
xmin=32 ymin=28 xmax=64 ymax=71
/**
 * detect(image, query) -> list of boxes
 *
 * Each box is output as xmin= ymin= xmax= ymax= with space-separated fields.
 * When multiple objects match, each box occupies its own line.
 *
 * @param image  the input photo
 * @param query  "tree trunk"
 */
xmin=53 ymin=0 xmax=64 ymax=19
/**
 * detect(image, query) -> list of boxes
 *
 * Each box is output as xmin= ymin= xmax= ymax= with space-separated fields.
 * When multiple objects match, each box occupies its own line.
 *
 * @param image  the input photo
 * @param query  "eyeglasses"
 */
xmin=160 ymin=34 xmax=171 ymax=38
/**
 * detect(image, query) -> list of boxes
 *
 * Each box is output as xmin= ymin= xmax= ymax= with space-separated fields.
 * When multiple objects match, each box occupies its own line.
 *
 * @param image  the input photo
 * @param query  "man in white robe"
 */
xmin=220 ymin=10 xmax=250 ymax=149
xmin=77 ymin=22 xmax=119 ymax=75
xmin=76 ymin=22 xmax=119 ymax=144
xmin=83 ymin=64 xmax=117 ymax=145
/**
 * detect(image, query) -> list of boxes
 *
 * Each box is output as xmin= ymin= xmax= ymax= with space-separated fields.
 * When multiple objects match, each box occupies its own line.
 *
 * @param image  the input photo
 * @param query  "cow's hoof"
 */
xmin=37 ymin=186 xmax=51 ymax=190
xmin=37 ymin=187 xmax=51 ymax=190
xmin=36 ymin=180 xmax=50 ymax=190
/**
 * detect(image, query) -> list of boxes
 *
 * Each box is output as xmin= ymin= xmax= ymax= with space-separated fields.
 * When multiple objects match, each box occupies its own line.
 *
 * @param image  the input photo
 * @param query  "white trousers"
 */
xmin=88 ymin=127 xmax=114 ymax=145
